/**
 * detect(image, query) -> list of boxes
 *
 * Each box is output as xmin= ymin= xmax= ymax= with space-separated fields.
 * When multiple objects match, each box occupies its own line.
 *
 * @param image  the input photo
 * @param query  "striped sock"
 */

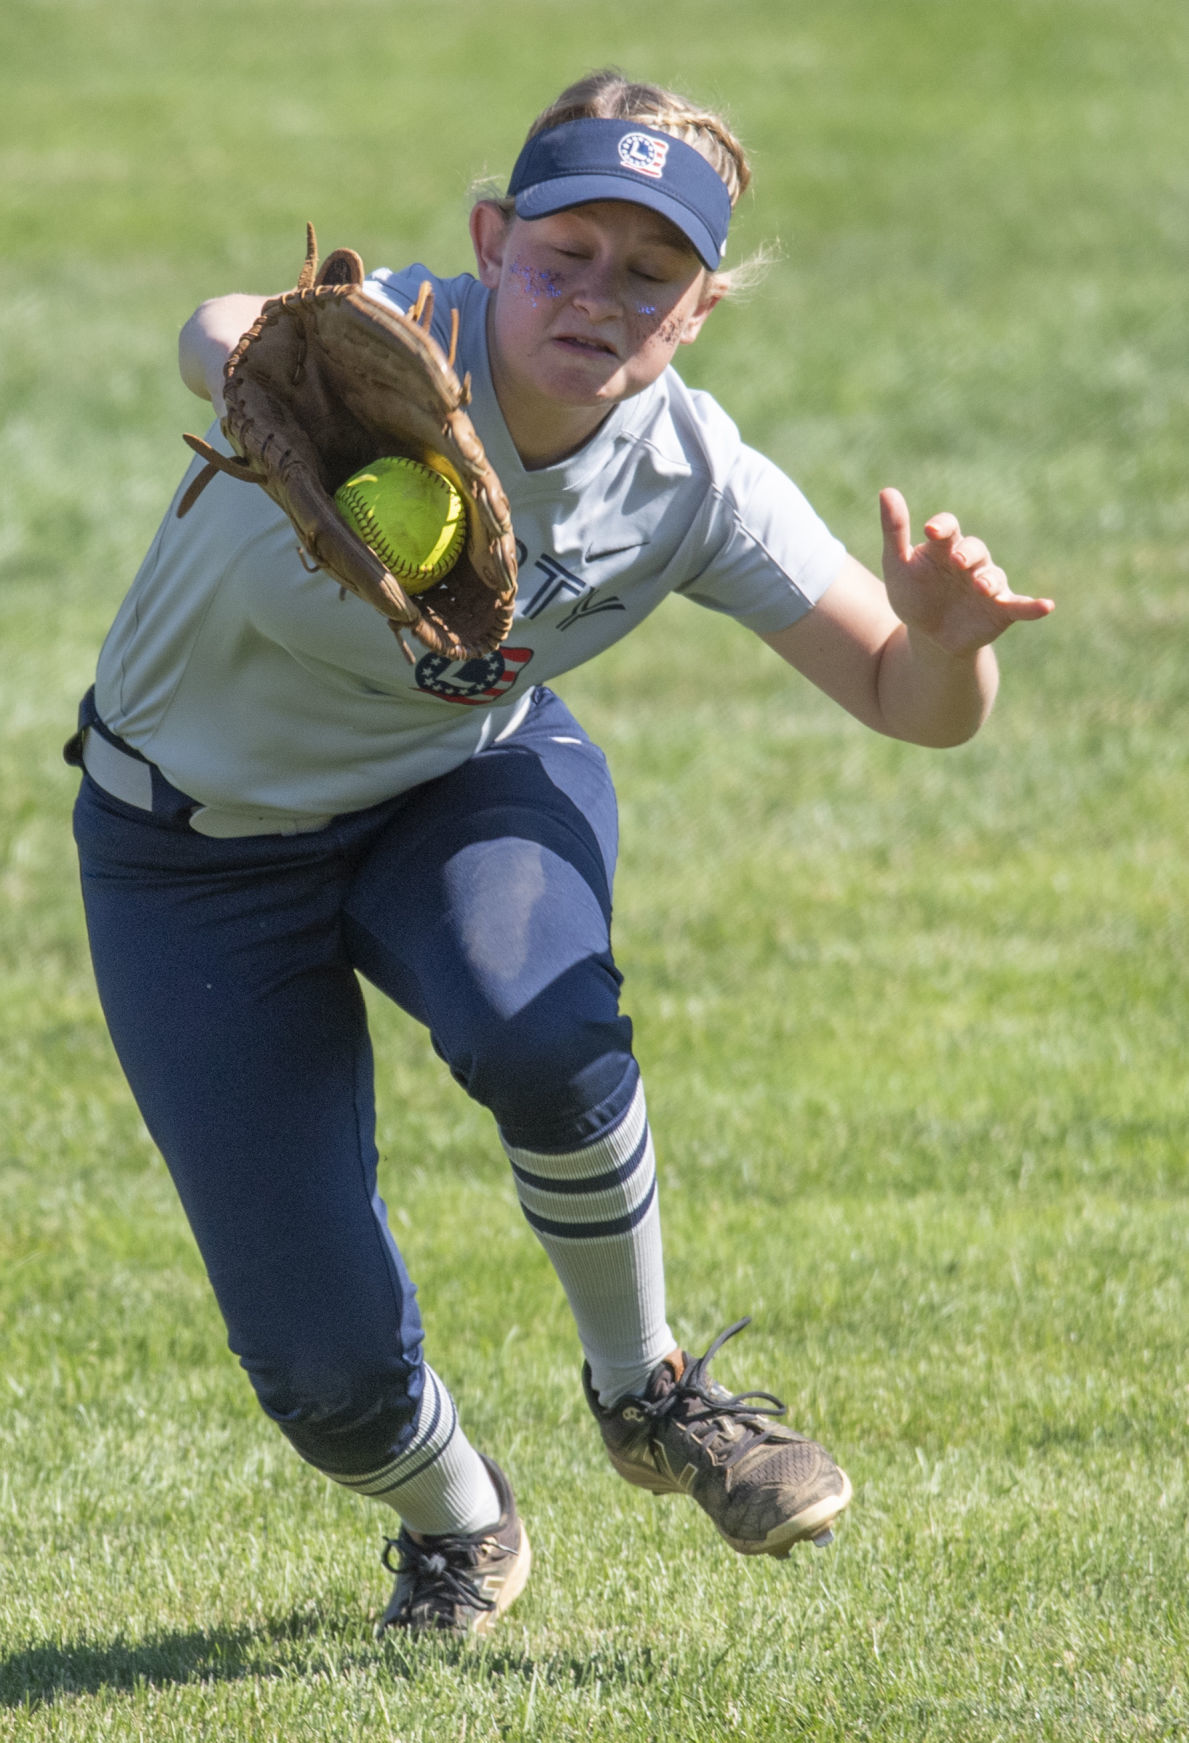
xmin=322 ymin=1365 xmax=499 ymax=1536
xmin=501 ymin=1076 xmax=674 ymax=1406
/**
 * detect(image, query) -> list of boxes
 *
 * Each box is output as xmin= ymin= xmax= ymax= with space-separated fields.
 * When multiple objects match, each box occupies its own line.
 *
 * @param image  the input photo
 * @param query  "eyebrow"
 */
xmin=633 ymin=226 xmax=695 ymax=255
xmin=550 ymin=205 xmax=697 ymax=256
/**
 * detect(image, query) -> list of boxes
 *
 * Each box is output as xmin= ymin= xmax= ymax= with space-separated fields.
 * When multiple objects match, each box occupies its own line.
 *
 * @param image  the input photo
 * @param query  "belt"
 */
xmin=70 ymin=721 xmax=334 ymax=839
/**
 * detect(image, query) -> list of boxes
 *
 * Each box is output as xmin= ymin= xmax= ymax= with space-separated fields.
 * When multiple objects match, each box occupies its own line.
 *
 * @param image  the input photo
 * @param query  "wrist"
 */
xmin=903 ymin=620 xmax=987 ymax=667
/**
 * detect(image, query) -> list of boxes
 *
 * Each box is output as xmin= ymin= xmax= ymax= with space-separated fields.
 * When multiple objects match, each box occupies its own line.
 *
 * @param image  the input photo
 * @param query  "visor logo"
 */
xmin=618 ymin=132 xmax=669 ymax=180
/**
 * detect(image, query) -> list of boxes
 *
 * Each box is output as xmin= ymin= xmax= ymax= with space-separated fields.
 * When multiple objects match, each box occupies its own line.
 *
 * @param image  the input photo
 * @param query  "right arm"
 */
xmin=178 ymin=294 xmax=269 ymax=414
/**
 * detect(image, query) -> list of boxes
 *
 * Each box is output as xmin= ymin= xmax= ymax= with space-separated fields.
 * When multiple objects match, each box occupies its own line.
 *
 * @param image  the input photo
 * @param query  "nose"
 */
xmin=569 ymin=257 xmax=624 ymax=321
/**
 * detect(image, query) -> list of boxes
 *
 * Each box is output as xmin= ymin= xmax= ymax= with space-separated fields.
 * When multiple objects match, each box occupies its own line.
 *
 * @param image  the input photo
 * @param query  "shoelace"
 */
xmin=382 ymin=1531 xmax=496 ymax=1622
xmin=642 ymin=1317 xmax=791 ymax=1466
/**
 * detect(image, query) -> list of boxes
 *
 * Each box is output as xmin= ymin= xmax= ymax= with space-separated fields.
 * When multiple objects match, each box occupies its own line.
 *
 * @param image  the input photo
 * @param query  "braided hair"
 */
xmin=525 ymin=70 xmax=752 ymax=209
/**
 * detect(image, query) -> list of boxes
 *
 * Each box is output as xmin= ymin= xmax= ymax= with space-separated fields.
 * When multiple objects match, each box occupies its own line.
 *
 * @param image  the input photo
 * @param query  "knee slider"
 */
xmin=246 ymin=1345 xmax=421 ymax=1475
xmin=453 ymin=1002 xmax=634 ymax=1138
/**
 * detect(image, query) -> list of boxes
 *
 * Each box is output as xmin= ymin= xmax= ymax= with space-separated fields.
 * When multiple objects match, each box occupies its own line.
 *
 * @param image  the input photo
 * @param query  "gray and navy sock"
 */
xmin=502 ymin=1075 xmax=675 ymax=1406
xmin=325 ymin=1365 xmax=500 ymax=1536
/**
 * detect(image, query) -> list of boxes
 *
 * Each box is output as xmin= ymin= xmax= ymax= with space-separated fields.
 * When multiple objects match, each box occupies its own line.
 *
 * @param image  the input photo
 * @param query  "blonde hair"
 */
xmin=478 ymin=69 xmax=774 ymax=297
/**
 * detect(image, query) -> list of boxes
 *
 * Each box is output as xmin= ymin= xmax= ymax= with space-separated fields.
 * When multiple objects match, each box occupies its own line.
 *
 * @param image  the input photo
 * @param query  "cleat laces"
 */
xmin=642 ymin=1317 xmax=794 ymax=1470
xmin=381 ymin=1531 xmax=497 ymax=1626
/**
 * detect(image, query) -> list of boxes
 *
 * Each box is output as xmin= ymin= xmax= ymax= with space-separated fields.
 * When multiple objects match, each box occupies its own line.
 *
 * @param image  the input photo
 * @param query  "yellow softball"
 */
xmin=334 ymin=457 xmax=466 ymax=593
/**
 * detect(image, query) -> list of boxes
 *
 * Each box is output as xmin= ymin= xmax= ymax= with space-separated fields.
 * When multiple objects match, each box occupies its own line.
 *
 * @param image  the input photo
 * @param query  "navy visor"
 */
xmin=507 ymin=118 xmax=732 ymax=270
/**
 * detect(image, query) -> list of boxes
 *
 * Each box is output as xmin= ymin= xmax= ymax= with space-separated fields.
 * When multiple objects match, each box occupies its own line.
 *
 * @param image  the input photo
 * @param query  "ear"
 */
xmin=677 ymin=279 xmax=725 ymax=347
xmin=470 ymin=202 xmax=511 ymax=290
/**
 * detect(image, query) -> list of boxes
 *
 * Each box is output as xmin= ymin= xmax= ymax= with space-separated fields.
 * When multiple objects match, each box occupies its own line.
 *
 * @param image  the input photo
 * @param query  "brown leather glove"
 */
xmin=179 ymin=224 xmax=517 ymax=663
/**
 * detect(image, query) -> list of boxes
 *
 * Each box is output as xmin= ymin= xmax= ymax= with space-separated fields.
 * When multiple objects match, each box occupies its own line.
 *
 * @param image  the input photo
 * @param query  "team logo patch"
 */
xmin=414 ymin=646 xmax=533 ymax=705
xmin=618 ymin=131 xmax=669 ymax=180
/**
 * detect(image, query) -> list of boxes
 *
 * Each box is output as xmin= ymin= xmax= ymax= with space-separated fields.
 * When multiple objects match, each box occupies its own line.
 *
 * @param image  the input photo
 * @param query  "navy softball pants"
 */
xmin=72 ymin=687 xmax=636 ymax=1475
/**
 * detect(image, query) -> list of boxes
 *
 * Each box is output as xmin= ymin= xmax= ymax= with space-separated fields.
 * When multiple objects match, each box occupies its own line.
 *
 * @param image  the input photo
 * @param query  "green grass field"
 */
xmin=2 ymin=1 xmax=1186 ymax=1737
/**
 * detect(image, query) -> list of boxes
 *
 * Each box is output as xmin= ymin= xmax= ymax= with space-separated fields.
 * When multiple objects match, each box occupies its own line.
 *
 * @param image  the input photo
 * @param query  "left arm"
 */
xmin=763 ymin=488 xmax=1054 ymax=747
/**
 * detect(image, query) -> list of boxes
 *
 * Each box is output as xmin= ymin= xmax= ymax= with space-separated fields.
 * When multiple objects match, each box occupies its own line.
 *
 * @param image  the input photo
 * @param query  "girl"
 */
xmin=70 ymin=71 xmax=1053 ymax=1638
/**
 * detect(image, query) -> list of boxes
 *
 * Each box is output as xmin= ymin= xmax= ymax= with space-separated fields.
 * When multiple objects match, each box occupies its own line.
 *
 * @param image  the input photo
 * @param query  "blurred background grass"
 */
xmin=2 ymin=2 xmax=1187 ymax=1738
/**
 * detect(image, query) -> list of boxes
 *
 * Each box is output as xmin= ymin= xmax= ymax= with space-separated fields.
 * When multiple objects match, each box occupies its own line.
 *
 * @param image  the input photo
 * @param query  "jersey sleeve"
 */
xmin=362 ymin=265 xmax=477 ymax=363
xmin=672 ymin=405 xmax=847 ymax=634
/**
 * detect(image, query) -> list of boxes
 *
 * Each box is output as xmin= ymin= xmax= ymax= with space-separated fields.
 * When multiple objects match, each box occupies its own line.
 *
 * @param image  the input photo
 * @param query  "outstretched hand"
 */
xmin=879 ymin=488 xmax=1054 ymax=657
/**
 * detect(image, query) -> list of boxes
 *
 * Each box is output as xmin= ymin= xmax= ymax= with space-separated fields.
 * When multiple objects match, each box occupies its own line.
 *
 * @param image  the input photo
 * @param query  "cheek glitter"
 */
xmin=509 ymin=259 xmax=563 ymax=306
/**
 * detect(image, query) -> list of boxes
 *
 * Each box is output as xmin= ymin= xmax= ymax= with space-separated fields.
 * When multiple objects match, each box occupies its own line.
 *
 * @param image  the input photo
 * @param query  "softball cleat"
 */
xmin=375 ymin=1456 xmax=531 ymax=1637
xmin=583 ymin=1318 xmax=852 ymax=1557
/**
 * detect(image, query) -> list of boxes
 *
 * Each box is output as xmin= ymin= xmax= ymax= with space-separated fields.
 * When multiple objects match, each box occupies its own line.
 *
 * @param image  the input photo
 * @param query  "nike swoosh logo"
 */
xmin=584 ymin=542 xmax=649 ymax=562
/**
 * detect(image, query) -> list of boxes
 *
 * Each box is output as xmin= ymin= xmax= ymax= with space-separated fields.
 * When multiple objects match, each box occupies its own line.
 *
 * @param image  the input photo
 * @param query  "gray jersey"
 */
xmin=94 ymin=266 xmax=846 ymax=828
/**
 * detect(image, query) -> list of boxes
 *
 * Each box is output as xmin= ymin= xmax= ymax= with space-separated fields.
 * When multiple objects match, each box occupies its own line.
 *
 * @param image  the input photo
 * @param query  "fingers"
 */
xmin=879 ymin=487 xmax=913 ymax=566
xmin=922 ymin=511 xmax=960 ymax=545
xmin=886 ymin=492 xmax=1055 ymax=622
xmin=995 ymin=588 xmax=1056 ymax=621
xmin=966 ymin=563 xmax=1056 ymax=620
xmin=924 ymin=516 xmax=994 ymax=578
xmin=885 ymin=495 xmax=983 ymax=575
xmin=923 ymin=514 xmax=986 ymax=572
xmin=971 ymin=558 xmax=1007 ymax=596
xmin=954 ymin=534 xmax=990 ymax=570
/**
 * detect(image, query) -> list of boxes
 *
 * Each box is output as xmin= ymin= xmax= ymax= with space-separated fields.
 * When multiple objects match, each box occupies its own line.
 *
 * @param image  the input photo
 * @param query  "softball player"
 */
xmin=69 ymin=70 xmax=1053 ymax=1636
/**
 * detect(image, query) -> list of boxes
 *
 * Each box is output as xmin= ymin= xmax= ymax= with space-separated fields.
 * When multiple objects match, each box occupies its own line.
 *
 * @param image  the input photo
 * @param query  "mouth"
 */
xmin=553 ymin=333 xmax=619 ymax=359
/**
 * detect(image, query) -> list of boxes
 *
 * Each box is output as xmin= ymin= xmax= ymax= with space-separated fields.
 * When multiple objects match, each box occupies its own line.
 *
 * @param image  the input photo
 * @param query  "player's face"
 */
xmin=471 ymin=199 xmax=722 ymax=466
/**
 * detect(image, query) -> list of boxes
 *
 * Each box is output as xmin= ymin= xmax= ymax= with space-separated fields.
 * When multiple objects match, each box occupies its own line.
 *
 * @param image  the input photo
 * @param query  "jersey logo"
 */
xmin=619 ymin=131 xmax=669 ymax=180
xmin=522 ymin=554 xmax=587 ymax=618
xmin=522 ymin=553 xmax=629 ymax=630
xmin=414 ymin=647 xmax=533 ymax=705
xmin=558 ymin=591 xmax=627 ymax=630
